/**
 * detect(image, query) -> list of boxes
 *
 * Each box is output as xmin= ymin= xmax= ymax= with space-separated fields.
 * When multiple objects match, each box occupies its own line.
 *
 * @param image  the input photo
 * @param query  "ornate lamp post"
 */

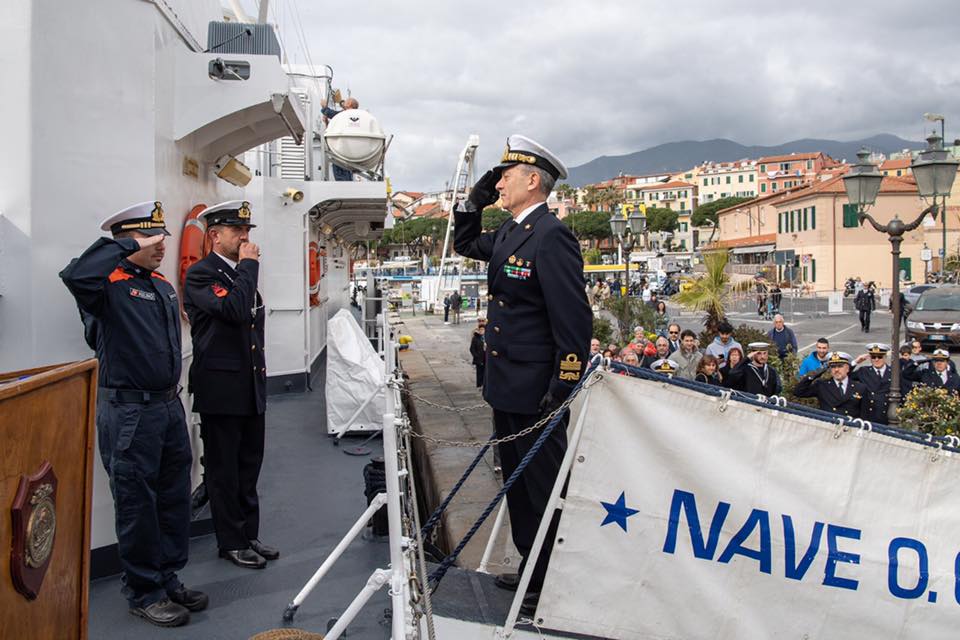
xmin=609 ymin=209 xmax=646 ymax=297
xmin=843 ymin=138 xmax=958 ymax=425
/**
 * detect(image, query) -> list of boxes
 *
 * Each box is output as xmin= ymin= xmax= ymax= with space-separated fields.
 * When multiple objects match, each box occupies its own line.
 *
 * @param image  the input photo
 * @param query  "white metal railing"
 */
xmin=282 ymin=311 xmax=420 ymax=640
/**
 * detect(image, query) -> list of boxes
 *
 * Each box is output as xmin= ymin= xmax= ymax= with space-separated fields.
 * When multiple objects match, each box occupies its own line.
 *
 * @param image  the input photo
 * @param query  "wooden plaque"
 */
xmin=0 ymin=360 xmax=97 ymax=640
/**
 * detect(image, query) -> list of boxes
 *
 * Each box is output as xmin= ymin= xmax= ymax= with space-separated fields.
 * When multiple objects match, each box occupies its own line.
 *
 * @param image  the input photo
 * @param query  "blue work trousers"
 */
xmin=96 ymin=396 xmax=192 ymax=608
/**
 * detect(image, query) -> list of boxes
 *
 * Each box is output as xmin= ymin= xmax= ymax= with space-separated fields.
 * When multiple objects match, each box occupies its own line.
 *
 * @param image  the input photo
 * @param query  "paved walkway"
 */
xmin=395 ymin=311 xmax=520 ymax=574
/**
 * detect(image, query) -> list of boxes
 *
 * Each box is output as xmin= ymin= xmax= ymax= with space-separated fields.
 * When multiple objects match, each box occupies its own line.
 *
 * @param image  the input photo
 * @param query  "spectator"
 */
xmin=641 ymin=286 xmax=652 ymax=303
xmin=855 ymin=282 xmax=876 ymax=333
xmin=719 ymin=346 xmax=744 ymax=388
xmin=607 ymin=344 xmax=621 ymax=361
xmin=628 ymin=326 xmax=649 ymax=353
xmin=450 ymin=290 xmax=462 ymax=325
xmin=666 ymin=323 xmax=682 ymax=353
xmin=621 ymin=349 xmax=640 ymax=369
xmin=320 ymin=95 xmax=360 ymax=181
xmin=470 ymin=319 xmax=486 ymax=388
xmin=798 ymin=338 xmax=831 ymax=377
xmin=647 ymin=292 xmax=660 ymax=310
xmin=671 ymin=329 xmax=703 ymax=380
xmin=890 ymin=291 xmax=911 ymax=331
xmin=612 ymin=277 xmax=622 ymax=298
xmin=695 ymin=354 xmax=722 ymax=385
xmin=767 ymin=314 xmax=797 ymax=359
xmin=590 ymin=338 xmax=601 ymax=356
xmin=443 ymin=294 xmax=451 ymax=324
xmin=652 ymin=336 xmax=672 ymax=361
xmin=770 ymin=283 xmax=783 ymax=315
xmin=756 ymin=279 xmax=768 ymax=317
xmin=653 ymin=301 xmax=670 ymax=336
xmin=705 ymin=320 xmax=742 ymax=367
xmin=602 ymin=349 xmax=614 ymax=359
xmin=585 ymin=282 xmax=595 ymax=307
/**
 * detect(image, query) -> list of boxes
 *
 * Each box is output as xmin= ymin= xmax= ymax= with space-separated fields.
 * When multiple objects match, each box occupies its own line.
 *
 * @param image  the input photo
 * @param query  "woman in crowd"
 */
xmin=719 ymin=346 xmax=744 ymax=388
xmin=628 ymin=326 xmax=649 ymax=353
xmin=695 ymin=354 xmax=722 ymax=385
xmin=653 ymin=301 xmax=670 ymax=337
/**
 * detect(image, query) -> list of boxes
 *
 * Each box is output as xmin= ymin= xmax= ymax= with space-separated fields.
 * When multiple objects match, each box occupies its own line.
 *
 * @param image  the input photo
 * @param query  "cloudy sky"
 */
xmin=243 ymin=0 xmax=960 ymax=191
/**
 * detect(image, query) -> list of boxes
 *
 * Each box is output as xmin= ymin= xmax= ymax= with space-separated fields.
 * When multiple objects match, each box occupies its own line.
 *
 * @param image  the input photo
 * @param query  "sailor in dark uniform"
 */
xmin=850 ymin=343 xmax=902 ymax=424
xmin=725 ymin=342 xmax=782 ymax=396
xmin=453 ymin=135 xmax=592 ymax=615
xmin=904 ymin=348 xmax=960 ymax=392
xmin=60 ymin=201 xmax=206 ymax=627
xmin=795 ymin=351 xmax=867 ymax=419
xmin=183 ymin=201 xmax=278 ymax=569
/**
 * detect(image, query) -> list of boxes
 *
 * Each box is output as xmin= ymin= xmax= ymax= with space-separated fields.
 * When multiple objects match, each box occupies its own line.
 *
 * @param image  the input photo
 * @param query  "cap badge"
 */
xmin=238 ymin=201 xmax=252 ymax=220
xmin=151 ymin=201 xmax=164 ymax=224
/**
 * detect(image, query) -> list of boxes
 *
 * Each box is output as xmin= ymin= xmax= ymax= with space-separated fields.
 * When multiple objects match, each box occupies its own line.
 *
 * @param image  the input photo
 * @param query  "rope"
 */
xmin=419 ymin=438 xmax=492 ymax=539
xmin=427 ymin=365 xmax=600 ymax=589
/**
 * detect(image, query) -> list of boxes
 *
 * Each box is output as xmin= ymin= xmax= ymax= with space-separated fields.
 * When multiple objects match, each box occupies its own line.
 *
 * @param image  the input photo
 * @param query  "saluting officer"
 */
xmin=725 ymin=342 xmax=782 ymax=396
xmin=904 ymin=348 xmax=960 ymax=392
xmin=453 ymin=135 xmax=592 ymax=615
xmin=183 ymin=201 xmax=278 ymax=569
xmin=795 ymin=351 xmax=867 ymax=418
xmin=850 ymin=343 xmax=904 ymax=424
xmin=60 ymin=201 xmax=206 ymax=627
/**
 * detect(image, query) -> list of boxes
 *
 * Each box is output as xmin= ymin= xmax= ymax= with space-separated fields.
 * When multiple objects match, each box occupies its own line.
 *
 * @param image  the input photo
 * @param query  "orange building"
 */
xmin=756 ymin=151 xmax=840 ymax=195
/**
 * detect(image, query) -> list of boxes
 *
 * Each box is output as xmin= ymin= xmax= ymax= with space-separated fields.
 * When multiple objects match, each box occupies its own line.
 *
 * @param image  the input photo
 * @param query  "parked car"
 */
xmin=906 ymin=286 xmax=960 ymax=348
xmin=903 ymin=283 xmax=944 ymax=308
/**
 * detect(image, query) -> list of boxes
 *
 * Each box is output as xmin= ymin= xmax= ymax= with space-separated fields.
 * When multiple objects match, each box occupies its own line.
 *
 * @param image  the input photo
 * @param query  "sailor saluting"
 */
xmin=59 ymin=201 xmax=206 ymax=627
xmin=794 ymin=351 xmax=867 ymax=419
xmin=726 ymin=341 xmax=782 ymax=396
xmin=453 ymin=135 xmax=592 ymax=616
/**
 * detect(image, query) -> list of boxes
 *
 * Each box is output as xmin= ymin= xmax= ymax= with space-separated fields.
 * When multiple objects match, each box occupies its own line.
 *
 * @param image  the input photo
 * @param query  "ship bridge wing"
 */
xmin=174 ymin=51 xmax=305 ymax=162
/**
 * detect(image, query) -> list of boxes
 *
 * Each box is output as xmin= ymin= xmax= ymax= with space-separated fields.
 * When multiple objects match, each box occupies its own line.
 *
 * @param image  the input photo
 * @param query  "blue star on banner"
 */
xmin=600 ymin=492 xmax=639 ymax=532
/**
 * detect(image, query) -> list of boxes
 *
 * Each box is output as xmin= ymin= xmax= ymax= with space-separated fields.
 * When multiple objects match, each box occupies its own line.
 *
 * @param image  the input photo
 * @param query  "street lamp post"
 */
xmin=843 ymin=139 xmax=958 ymax=425
xmin=609 ymin=209 xmax=646 ymax=297
xmin=925 ymin=113 xmax=948 ymax=276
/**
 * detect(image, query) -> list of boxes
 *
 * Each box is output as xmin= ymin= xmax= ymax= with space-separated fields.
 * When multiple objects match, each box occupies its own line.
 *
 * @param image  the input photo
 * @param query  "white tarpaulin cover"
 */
xmin=537 ymin=371 xmax=960 ymax=639
xmin=325 ymin=309 xmax=384 ymax=434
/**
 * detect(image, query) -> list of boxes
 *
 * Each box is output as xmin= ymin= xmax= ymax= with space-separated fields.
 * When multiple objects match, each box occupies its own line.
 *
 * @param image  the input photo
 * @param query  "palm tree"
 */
xmin=675 ymin=250 xmax=748 ymax=333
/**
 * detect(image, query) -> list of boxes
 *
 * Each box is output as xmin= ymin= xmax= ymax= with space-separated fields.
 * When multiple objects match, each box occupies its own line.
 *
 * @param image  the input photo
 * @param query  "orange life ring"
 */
xmin=308 ymin=241 xmax=322 ymax=306
xmin=179 ymin=204 xmax=209 ymax=289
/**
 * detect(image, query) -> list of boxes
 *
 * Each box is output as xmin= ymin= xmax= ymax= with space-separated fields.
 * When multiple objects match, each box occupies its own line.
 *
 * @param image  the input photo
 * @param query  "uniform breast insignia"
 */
xmin=508 ymin=255 xmax=517 ymax=265
xmin=559 ymin=353 xmax=582 ymax=381
xmin=504 ymin=264 xmax=532 ymax=280
xmin=129 ymin=288 xmax=157 ymax=301
xmin=212 ymin=284 xmax=228 ymax=298
xmin=10 ymin=461 xmax=58 ymax=600
xmin=516 ymin=258 xmax=525 ymax=267
xmin=524 ymin=223 xmax=532 ymax=230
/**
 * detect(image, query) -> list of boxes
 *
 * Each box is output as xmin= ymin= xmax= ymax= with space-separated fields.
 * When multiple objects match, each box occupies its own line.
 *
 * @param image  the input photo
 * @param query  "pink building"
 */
xmin=756 ymin=152 xmax=840 ymax=196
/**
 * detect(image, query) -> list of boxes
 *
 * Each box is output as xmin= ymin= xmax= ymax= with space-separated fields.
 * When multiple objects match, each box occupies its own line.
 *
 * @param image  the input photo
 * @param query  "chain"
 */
xmin=400 ymin=371 xmax=602 ymax=448
xmin=397 ymin=386 xmax=489 ymax=413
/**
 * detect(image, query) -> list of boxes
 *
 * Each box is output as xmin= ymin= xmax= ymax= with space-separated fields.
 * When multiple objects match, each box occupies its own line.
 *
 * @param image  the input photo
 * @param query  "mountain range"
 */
xmin=565 ymin=134 xmax=924 ymax=187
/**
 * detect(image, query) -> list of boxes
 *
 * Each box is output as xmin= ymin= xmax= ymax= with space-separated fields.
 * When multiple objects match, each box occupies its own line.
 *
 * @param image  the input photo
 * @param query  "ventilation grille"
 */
xmin=279 ymin=92 xmax=309 ymax=179
xmin=206 ymin=22 xmax=281 ymax=59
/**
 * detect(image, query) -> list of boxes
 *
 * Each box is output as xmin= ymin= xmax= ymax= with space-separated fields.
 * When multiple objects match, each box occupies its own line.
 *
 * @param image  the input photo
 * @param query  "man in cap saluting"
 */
xmin=183 ymin=201 xmax=278 ymax=570
xmin=453 ymin=135 xmax=592 ymax=616
xmin=795 ymin=351 xmax=867 ymax=418
xmin=60 ymin=201 xmax=206 ymax=627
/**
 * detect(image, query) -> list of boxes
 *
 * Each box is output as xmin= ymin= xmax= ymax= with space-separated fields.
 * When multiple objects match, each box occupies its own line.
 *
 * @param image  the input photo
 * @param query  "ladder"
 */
xmin=434 ymin=134 xmax=480 ymax=310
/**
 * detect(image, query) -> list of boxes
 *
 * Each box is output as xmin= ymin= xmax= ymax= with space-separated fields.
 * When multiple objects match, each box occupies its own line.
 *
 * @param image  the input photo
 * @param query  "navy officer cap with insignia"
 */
xmin=828 ymin=351 xmax=852 ymax=366
xmin=494 ymin=134 xmax=568 ymax=181
xmin=650 ymin=358 xmax=678 ymax=374
xmin=866 ymin=343 xmax=890 ymax=357
xmin=201 ymin=200 xmax=257 ymax=228
xmin=100 ymin=200 xmax=169 ymax=236
xmin=931 ymin=348 xmax=951 ymax=361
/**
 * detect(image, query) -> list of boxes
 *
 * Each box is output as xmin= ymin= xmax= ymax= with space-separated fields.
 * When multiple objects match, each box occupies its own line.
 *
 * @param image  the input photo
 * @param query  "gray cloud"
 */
xmin=259 ymin=0 xmax=960 ymax=190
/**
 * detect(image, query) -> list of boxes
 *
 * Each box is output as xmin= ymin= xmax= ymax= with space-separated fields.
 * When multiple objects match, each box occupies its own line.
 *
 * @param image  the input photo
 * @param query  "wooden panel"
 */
xmin=0 ymin=359 xmax=97 ymax=640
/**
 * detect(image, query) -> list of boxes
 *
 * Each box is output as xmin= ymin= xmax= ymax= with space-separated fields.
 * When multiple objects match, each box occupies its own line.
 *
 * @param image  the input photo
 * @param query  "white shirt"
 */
xmin=942 ymin=371 xmax=949 ymax=384
xmin=514 ymin=201 xmax=546 ymax=226
xmin=214 ymin=251 xmax=238 ymax=271
xmin=836 ymin=378 xmax=847 ymax=393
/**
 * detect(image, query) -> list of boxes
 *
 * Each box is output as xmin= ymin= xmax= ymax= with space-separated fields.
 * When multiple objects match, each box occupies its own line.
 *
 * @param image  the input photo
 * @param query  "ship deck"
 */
xmin=88 ymin=358 xmax=393 ymax=640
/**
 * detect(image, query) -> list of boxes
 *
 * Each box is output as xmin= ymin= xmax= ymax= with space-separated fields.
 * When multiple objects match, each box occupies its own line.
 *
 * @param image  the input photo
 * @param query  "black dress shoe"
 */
xmin=129 ymin=598 xmax=190 ymax=627
xmin=493 ymin=572 xmax=520 ymax=591
xmin=169 ymin=586 xmax=209 ymax=612
xmin=219 ymin=548 xmax=266 ymax=569
xmin=249 ymin=539 xmax=280 ymax=560
xmin=519 ymin=591 xmax=541 ymax=617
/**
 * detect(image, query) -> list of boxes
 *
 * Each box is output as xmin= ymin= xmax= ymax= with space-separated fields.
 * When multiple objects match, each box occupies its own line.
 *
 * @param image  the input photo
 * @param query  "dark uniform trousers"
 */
xmin=184 ymin=252 xmax=267 ymax=552
xmin=455 ymin=202 xmax=592 ymax=593
xmin=97 ymin=395 xmax=191 ymax=604
xmin=60 ymin=237 xmax=192 ymax=608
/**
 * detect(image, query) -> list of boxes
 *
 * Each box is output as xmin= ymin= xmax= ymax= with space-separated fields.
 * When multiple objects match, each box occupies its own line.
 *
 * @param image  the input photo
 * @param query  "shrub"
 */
xmin=897 ymin=386 xmax=960 ymax=437
xmin=603 ymin=296 xmax=655 ymax=344
xmin=592 ymin=316 xmax=614 ymax=347
xmin=583 ymin=248 xmax=601 ymax=265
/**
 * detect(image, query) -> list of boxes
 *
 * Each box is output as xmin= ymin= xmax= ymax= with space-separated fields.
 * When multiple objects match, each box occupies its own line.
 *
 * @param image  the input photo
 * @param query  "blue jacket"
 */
xmin=797 ymin=352 xmax=826 ymax=378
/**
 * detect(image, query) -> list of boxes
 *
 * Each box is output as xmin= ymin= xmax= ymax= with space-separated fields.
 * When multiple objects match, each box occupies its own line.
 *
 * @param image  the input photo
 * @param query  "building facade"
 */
xmin=756 ymin=152 xmax=840 ymax=196
xmin=697 ymin=160 xmax=758 ymax=203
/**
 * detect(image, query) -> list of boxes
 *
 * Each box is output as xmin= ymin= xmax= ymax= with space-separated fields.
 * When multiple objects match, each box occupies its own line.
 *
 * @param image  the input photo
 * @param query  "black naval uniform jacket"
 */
xmin=725 ymin=362 xmax=782 ymax=396
xmin=905 ymin=366 xmax=960 ymax=393
xmin=184 ymin=252 xmax=266 ymax=416
xmin=851 ymin=364 xmax=908 ymax=424
xmin=60 ymin=237 xmax=182 ymax=391
xmin=794 ymin=369 xmax=867 ymax=419
xmin=454 ymin=203 xmax=592 ymax=415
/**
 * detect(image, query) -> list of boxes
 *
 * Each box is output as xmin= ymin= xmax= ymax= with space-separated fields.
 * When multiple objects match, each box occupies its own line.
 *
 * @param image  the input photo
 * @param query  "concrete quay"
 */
xmin=395 ymin=311 xmax=520 ymax=574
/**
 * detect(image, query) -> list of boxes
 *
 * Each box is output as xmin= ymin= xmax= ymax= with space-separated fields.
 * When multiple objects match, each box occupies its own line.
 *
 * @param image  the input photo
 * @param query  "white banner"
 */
xmin=537 ymin=372 xmax=960 ymax=639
